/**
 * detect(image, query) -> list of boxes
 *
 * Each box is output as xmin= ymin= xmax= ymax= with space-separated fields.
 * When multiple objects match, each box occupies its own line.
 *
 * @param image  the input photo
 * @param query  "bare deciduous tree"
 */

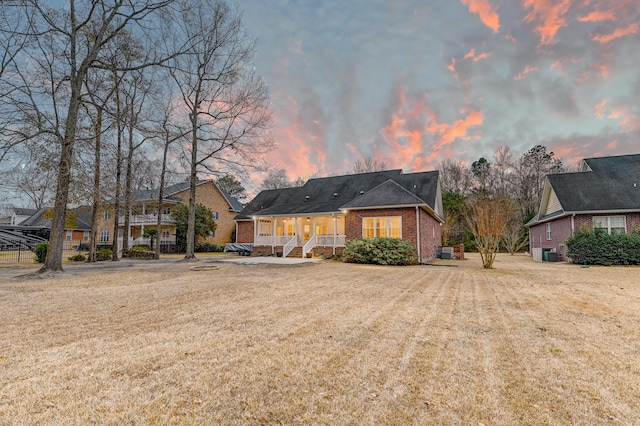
xmin=465 ymin=196 xmax=515 ymax=269
xmin=351 ymin=157 xmax=387 ymax=174
xmin=167 ymin=0 xmax=273 ymax=260
xmin=2 ymin=0 xmax=176 ymax=273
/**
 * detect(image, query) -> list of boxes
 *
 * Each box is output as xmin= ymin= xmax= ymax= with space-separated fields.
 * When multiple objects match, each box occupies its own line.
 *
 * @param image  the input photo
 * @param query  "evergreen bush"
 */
xmin=195 ymin=242 xmax=224 ymax=252
xmin=566 ymin=229 xmax=640 ymax=265
xmin=68 ymin=254 xmax=86 ymax=262
xmin=95 ymin=247 xmax=113 ymax=261
xmin=343 ymin=238 xmax=417 ymax=266
xmin=34 ymin=242 xmax=48 ymax=263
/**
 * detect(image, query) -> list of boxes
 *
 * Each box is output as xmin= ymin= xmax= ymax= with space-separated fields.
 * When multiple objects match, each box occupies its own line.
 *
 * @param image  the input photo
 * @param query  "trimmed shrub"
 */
xmin=195 ymin=242 xmax=225 ymax=252
xmin=95 ymin=247 xmax=113 ymax=261
xmin=566 ymin=229 xmax=640 ymax=266
xmin=343 ymin=238 xmax=417 ymax=266
xmin=131 ymin=244 xmax=151 ymax=251
xmin=68 ymin=254 xmax=86 ymax=262
xmin=122 ymin=249 xmax=155 ymax=259
xmin=34 ymin=242 xmax=48 ymax=263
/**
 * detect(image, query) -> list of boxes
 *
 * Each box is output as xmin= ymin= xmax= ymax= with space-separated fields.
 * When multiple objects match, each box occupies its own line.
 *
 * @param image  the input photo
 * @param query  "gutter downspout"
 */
xmin=415 ymin=206 xmax=421 ymax=263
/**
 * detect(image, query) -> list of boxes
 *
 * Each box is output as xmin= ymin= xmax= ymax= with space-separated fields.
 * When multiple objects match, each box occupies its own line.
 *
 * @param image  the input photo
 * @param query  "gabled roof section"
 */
xmin=529 ymin=153 xmax=640 ymax=226
xmin=17 ymin=206 xmax=93 ymax=231
xmin=341 ymin=179 xmax=427 ymax=209
xmin=123 ymin=179 xmax=243 ymax=211
xmin=235 ymin=169 xmax=442 ymax=220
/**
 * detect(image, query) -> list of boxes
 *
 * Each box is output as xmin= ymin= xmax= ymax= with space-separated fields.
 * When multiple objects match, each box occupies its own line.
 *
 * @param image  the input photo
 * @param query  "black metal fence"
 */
xmin=0 ymin=241 xmax=93 ymax=264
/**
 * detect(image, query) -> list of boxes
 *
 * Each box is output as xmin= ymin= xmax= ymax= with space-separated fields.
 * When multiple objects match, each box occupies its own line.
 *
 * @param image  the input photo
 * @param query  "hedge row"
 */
xmin=343 ymin=238 xmax=417 ymax=266
xmin=566 ymin=229 xmax=640 ymax=266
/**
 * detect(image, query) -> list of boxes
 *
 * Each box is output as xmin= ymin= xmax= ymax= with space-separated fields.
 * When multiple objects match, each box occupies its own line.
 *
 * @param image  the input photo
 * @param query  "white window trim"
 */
xmin=100 ymin=230 xmax=109 ymax=242
xmin=546 ymin=223 xmax=551 ymax=240
xmin=593 ymin=215 xmax=626 ymax=235
xmin=362 ymin=216 xmax=402 ymax=239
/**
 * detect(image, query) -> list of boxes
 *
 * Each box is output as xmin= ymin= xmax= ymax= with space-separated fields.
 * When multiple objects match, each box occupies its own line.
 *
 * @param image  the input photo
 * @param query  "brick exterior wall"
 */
xmin=173 ymin=181 xmax=237 ymax=245
xmin=345 ymin=207 xmax=441 ymax=263
xmin=530 ymin=213 xmax=640 ymax=262
xmin=236 ymin=220 xmax=254 ymax=243
xmin=529 ymin=216 xmax=573 ymax=261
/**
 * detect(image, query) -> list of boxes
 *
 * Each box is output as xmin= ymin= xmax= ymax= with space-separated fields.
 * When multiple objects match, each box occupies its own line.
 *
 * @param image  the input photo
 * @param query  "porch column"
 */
xmin=294 ymin=217 xmax=299 ymax=246
xmin=272 ymin=217 xmax=276 ymax=255
xmin=332 ymin=214 xmax=337 ymax=255
xmin=253 ymin=217 xmax=257 ymax=243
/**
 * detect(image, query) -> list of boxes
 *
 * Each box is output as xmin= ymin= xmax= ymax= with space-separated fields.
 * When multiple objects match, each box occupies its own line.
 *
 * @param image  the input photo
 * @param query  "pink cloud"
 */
xmin=515 ymin=65 xmax=538 ymax=80
xmin=523 ymin=0 xmax=572 ymax=45
xmin=593 ymin=98 xmax=608 ymax=119
xmin=577 ymin=9 xmax=616 ymax=22
xmin=460 ymin=0 xmax=500 ymax=33
xmin=379 ymin=86 xmax=483 ymax=171
xmin=592 ymin=22 xmax=639 ymax=43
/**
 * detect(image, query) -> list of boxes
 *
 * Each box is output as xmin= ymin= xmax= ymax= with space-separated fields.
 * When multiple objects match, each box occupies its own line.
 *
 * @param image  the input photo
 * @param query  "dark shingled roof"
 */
xmin=528 ymin=153 xmax=640 ymax=226
xmin=18 ymin=206 xmax=93 ymax=231
xmin=122 ymin=180 xmax=243 ymax=212
xmin=341 ymin=179 xmax=428 ymax=209
xmin=549 ymin=153 xmax=640 ymax=213
xmin=235 ymin=170 xmax=442 ymax=220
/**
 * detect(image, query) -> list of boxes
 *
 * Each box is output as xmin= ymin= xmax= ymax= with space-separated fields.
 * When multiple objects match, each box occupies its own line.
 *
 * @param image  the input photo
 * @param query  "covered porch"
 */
xmin=252 ymin=214 xmax=346 ymax=258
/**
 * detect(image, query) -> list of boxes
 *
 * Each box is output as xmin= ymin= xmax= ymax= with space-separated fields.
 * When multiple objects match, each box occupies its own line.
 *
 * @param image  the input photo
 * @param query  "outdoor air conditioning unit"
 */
xmin=441 ymin=246 xmax=454 ymax=259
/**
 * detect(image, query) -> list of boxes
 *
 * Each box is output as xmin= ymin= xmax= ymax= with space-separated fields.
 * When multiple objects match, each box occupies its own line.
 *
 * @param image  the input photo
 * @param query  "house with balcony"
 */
xmin=98 ymin=180 xmax=243 ymax=252
xmin=234 ymin=169 xmax=444 ymax=263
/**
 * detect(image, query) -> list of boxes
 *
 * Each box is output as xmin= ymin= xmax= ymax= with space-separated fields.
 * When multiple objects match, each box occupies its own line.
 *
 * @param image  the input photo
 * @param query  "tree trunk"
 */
xmin=88 ymin=106 xmax=102 ymax=263
xmin=184 ymin=112 xmax=198 ymax=260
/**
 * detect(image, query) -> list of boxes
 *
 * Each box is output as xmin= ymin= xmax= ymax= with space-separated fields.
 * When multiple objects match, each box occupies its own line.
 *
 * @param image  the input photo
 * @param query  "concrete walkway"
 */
xmin=213 ymin=255 xmax=322 ymax=265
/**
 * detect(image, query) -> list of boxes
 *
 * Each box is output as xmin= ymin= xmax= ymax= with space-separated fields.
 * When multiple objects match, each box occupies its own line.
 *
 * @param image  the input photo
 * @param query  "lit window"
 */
xmin=362 ymin=217 xmax=402 ymax=239
xmin=593 ymin=216 xmax=626 ymax=235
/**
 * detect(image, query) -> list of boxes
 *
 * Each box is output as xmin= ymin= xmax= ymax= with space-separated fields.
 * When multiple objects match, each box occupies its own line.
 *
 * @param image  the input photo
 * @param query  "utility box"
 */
xmin=543 ymin=251 xmax=558 ymax=262
xmin=441 ymin=247 xmax=454 ymax=259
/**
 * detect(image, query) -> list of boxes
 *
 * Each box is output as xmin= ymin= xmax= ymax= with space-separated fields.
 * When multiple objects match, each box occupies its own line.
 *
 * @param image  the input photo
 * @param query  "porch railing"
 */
xmin=316 ymin=235 xmax=346 ymax=247
xmin=282 ymin=235 xmax=297 ymax=258
xmin=302 ymin=234 xmax=316 ymax=258
xmin=254 ymin=235 xmax=295 ymax=246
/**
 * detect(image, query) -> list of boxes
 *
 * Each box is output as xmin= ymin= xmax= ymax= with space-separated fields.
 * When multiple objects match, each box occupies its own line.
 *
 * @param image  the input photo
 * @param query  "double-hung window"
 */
xmin=593 ymin=216 xmax=626 ymax=235
xmin=100 ymin=230 xmax=109 ymax=242
xmin=362 ymin=217 xmax=402 ymax=239
xmin=546 ymin=223 xmax=552 ymax=240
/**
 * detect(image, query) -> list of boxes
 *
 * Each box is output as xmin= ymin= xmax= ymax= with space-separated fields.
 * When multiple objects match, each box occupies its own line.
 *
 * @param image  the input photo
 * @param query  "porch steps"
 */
xmin=285 ymin=247 xmax=310 ymax=258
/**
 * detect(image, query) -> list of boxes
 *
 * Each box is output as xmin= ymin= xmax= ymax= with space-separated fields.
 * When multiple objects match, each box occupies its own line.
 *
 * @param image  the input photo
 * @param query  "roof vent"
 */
xmin=413 ymin=184 xmax=417 ymax=189
xmin=359 ymin=191 xmax=365 ymax=195
xmin=333 ymin=193 xmax=338 ymax=198
xmin=305 ymin=195 xmax=310 ymax=202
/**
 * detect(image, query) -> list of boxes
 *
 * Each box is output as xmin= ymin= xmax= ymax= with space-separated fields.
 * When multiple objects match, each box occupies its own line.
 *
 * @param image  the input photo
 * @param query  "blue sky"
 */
xmin=239 ymin=0 xmax=640 ymax=179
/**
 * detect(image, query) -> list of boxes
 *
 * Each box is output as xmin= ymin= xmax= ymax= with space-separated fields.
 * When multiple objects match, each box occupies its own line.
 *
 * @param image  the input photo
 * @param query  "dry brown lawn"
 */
xmin=0 ymin=254 xmax=639 ymax=425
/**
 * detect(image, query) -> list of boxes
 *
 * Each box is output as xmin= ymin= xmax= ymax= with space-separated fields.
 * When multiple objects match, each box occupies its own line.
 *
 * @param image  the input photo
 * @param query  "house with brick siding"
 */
xmin=234 ymin=169 xmax=444 ymax=263
xmin=527 ymin=153 xmax=640 ymax=262
xmin=98 ymin=180 xmax=243 ymax=253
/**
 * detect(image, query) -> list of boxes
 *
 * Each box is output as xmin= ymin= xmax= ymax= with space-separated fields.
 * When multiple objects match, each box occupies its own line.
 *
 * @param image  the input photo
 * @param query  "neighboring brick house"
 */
xmin=234 ymin=169 xmax=444 ymax=263
xmin=527 ymin=153 xmax=640 ymax=262
xmin=16 ymin=206 xmax=93 ymax=248
xmin=97 ymin=180 xmax=243 ymax=252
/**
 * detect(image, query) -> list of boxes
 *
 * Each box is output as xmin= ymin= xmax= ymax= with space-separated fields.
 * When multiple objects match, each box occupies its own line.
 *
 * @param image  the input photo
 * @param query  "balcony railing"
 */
xmin=118 ymin=214 xmax=175 ymax=226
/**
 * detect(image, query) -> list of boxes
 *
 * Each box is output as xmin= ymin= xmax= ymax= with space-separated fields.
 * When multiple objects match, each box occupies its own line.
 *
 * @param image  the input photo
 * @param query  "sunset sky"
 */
xmin=240 ymin=0 xmax=640 ymax=179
